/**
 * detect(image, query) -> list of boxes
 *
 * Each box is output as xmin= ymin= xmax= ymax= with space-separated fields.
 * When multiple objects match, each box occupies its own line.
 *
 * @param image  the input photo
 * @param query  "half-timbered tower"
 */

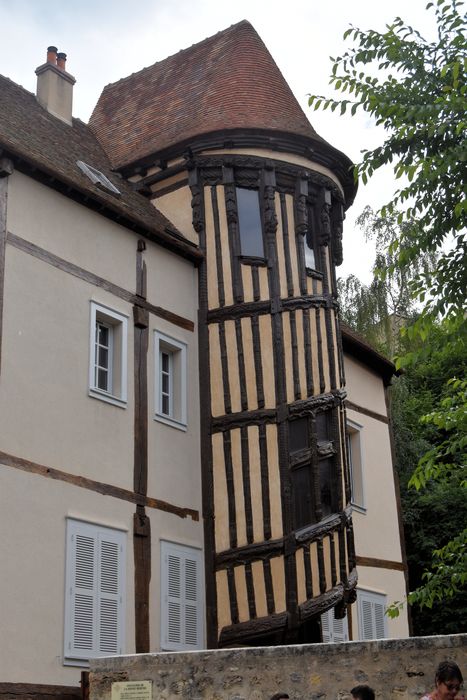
xmin=90 ymin=20 xmax=358 ymax=647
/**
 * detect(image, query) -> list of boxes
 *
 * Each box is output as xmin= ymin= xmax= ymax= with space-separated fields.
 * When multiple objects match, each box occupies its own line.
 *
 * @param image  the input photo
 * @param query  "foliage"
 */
xmin=387 ymin=321 xmax=467 ymax=632
xmin=309 ymin=0 xmax=467 ymax=320
xmin=337 ymin=207 xmax=436 ymax=354
xmin=309 ymin=0 xmax=467 ymax=618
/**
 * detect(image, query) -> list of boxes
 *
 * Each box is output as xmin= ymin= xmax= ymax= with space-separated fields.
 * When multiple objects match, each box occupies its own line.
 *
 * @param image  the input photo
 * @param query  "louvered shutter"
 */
xmin=374 ymin=599 xmax=386 ymax=639
xmin=357 ymin=589 xmax=387 ymax=640
xmin=161 ymin=542 xmax=203 ymax=651
xmin=321 ymin=609 xmax=349 ymax=643
xmin=321 ymin=609 xmax=331 ymax=643
xmin=97 ymin=535 xmax=122 ymax=654
xmin=65 ymin=520 xmax=125 ymax=662
xmin=69 ymin=529 xmax=96 ymax=657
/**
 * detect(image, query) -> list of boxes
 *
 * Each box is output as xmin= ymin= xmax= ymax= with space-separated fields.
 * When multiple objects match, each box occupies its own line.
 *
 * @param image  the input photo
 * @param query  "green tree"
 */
xmin=337 ymin=206 xmax=435 ymax=355
xmin=310 ymin=0 xmax=466 ymax=615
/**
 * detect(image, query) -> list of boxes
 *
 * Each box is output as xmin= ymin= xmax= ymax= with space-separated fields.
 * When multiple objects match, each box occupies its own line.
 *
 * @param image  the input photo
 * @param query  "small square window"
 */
xmin=154 ymin=331 xmax=187 ymax=430
xmin=89 ymin=302 xmax=128 ymax=407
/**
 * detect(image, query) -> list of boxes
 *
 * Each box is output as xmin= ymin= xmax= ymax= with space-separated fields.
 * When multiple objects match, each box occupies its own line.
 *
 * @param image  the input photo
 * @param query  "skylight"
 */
xmin=76 ymin=160 xmax=121 ymax=195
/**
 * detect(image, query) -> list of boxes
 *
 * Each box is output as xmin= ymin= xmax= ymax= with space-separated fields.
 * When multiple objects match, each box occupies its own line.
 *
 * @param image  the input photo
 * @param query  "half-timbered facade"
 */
xmin=89 ymin=20 xmax=359 ymax=647
xmin=0 ymin=21 xmax=409 ymax=694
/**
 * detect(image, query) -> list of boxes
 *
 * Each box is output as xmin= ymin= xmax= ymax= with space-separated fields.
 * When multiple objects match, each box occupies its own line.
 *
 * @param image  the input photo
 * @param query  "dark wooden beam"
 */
xmin=134 ymin=507 xmax=151 ymax=652
xmin=133 ymin=244 xmax=151 ymax=652
xmin=7 ymin=232 xmax=194 ymax=332
xmin=0 ymin=683 xmax=80 ymax=699
xmin=0 ymin=165 xmax=12 ymax=376
xmin=355 ymin=555 xmax=406 ymax=572
xmin=344 ymin=399 xmax=389 ymax=424
xmin=0 ymin=450 xmax=198 ymax=520
xmin=218 ymin=611 xmax=288 ymax=647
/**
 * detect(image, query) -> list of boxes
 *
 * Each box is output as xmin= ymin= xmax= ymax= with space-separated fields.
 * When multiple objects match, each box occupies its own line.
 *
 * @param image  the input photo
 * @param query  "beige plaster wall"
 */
xmin=154 ymin=186 xmax=198 ymax=245
xmin=0 ymin=244 xmax=135 ymax=489
xmin=0 ymin=465 xmax=135 ymax=686
xmin=352 ymin=571 xmax=409 ymax=640
xmin=90 ymin=635 xmax=467 ymax=700
xmin=0 ymin=172 xmax=204 ymax=685
xmin=7 ymin=172 xmax=199 ymax=323
xmin=7 ymin=172 xmax=136 ymax=293
xmin=344 ymin=355 xmax=388 ymax=417
xmin=343 ymin=351 xmax=409 ymax=639
xmin=348 ymin=410 xmax=402 ymax=562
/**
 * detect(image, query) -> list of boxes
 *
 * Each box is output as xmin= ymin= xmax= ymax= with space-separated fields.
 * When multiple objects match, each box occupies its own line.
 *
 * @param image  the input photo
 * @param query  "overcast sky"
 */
xmin=0 ymin=0 xmax=434 ymax=283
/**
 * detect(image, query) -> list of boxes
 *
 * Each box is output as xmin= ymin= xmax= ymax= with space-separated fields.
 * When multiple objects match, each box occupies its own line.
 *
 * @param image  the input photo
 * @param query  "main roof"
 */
xmin=90 ymin=20 xmax=329 ymax=171
xmin=0 ymin=74 xmax=200 ymax=262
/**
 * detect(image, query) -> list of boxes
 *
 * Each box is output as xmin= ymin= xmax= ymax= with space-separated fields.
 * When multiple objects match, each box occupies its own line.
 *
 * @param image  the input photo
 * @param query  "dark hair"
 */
xmin=435 ymin=661 xmax=463 ymax=686
xmin=270 ymin=694 xmax=289 ymax=700
xmin=351 ymin=685 xmax=375 ymax=700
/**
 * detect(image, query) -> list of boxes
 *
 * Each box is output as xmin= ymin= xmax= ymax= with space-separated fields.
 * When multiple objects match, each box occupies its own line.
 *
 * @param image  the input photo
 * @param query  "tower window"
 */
xmin=236 ymin=187 xmax=264 ymax=258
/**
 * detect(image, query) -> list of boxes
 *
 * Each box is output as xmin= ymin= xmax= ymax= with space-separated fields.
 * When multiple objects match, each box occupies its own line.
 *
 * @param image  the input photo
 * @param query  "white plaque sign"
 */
xmin=111 ymin=680 xmax=152 ymax=700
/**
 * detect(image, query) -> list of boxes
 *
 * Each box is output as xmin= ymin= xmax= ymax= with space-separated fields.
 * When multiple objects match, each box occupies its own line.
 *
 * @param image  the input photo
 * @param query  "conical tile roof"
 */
xmin=90 ymin=21 xmax=324 ymax=170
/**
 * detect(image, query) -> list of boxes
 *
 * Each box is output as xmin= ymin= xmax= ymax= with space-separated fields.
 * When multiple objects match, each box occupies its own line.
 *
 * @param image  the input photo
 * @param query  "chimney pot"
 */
xmin=47 ymin=46 xmax=58 ymax=64
xmin=56 ymin=52 xmax=67 ymax=70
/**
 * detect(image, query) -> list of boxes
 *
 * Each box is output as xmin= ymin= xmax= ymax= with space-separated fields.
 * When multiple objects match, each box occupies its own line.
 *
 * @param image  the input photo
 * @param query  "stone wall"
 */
xmin=90 ymin=635 xmax=466 ymax=700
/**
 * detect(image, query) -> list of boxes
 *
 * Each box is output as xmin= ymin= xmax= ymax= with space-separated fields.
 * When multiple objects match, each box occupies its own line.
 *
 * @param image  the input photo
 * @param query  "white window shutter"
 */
xmin=65 ymin=520 xmax=126 ymax=662
xmin=184 ymin=555 xmax=199 ymax=646
xmin=331 ymin=614 xmax=349 ymax=643
xmin=167 ymin=552 xmax=182 ymax=646
xmin=321 ymin=609 xmax=331 ymax=643
xmin=374 ymin=600 xmax=386 ymax=639
xmin=161 ymin=542 xmax=203 ymax=651
xmin=97 ymin=535 xmax=122 ymax=654
xmin=70 ymin=531 xmax=96 ymax=657
xmin=358 ymin=590 xmax=387 ymax=640
xmin=321 ymin=608 xmax=349 ymax=643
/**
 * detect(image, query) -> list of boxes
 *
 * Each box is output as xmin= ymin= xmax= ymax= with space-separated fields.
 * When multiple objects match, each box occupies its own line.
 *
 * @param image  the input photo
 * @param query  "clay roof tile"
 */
xmin=90 ymin=20 xmax=322 ymax=169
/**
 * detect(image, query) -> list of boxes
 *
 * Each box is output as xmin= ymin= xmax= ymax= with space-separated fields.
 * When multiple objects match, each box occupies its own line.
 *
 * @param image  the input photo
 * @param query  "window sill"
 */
xmin=154 ymin=413 xmax=187 ymax=431
xmin=89 ymin=388 xmax=127 ymax=408
xmin=305 ymin=268 xmax=323 ymax=280
xmin=239 ymin=255 xmax=267 ymax=267
xmin=63 ymin=657 xmax=90 ymax=668
xmin=351 ymin=503 xmax=367 ymax=514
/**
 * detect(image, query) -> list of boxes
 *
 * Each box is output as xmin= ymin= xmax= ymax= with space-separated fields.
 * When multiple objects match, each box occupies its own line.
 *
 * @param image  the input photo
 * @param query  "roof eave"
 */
xmin=114 ymin=127 xmax=357 ymax=209
xmin=0 ymin=144 xmax=203 ymax=265
xmin=341 ymin=323 xmax=398 ymax=386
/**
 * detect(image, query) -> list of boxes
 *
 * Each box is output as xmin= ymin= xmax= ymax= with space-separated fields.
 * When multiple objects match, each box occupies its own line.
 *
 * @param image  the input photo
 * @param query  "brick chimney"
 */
xmin=35 ymin=46 xmax=76 ymax=125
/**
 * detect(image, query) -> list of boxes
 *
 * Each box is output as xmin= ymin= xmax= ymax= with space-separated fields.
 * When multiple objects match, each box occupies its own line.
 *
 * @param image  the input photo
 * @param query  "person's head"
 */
xmin=434 ymin=661 xmax=463 ymax=700
xmin=270 ymin=694 xmax=289 ymax=700
xmin=351 ymin=685 xmax=375 ymax=700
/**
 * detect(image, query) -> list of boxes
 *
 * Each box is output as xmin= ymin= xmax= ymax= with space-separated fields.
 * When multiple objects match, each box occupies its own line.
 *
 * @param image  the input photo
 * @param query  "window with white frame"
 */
xmin=357 ymin=589 xmax=387 ymax=640
xmin=321 ymin=607 xmax=349 ymax=643
xmin=160 ymin=541 xmax=204 ymax=651
xmin=346 ymin=419 xmax=365 ymax=511
xmin=154 ymin=331 xmax=187 ymax=430
xmin=89 ymin=302 xmax=128 ymax=407
xmin=64 ymin=518 xmax=126 ymax=665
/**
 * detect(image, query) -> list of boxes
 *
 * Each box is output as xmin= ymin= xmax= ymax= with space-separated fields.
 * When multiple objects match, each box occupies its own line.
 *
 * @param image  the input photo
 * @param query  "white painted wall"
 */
xmin=344 ymin=351 xmax=410 ymax=639
xmin=0 ymin=172 xmax=204 ymax=686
